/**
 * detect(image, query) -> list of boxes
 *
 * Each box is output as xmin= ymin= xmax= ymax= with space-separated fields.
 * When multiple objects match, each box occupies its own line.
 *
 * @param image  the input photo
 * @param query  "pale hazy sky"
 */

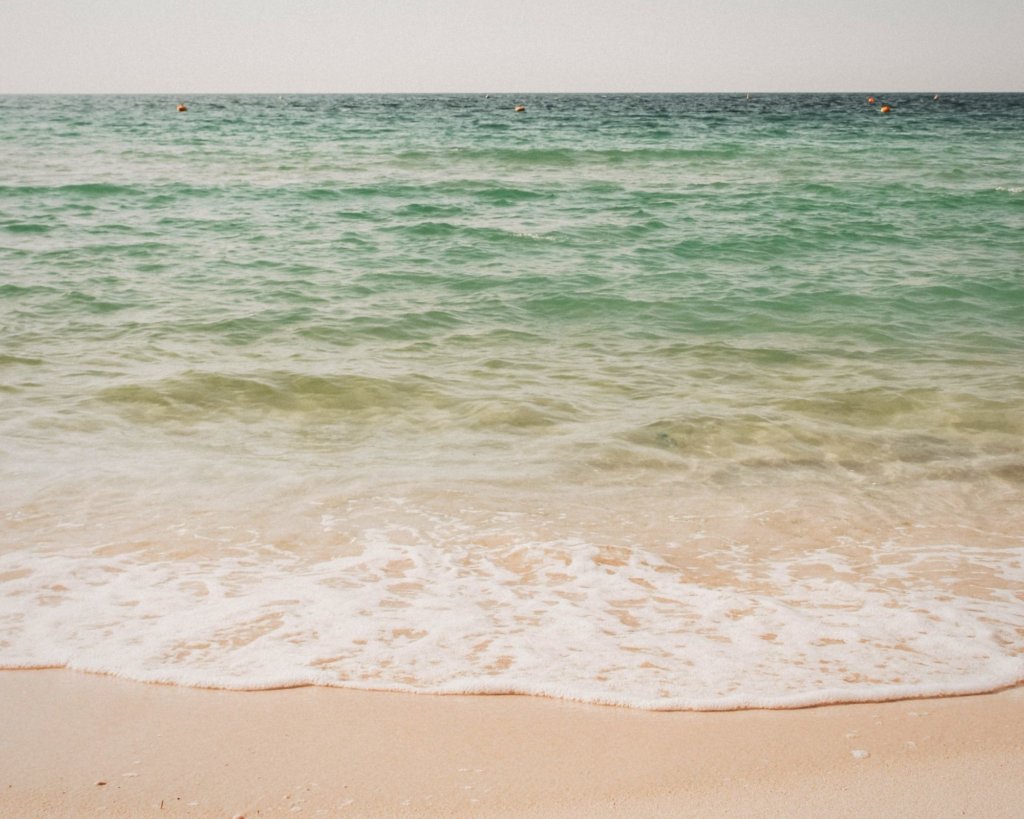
xmin=1 ymin=0 xmax=1021 ymax=93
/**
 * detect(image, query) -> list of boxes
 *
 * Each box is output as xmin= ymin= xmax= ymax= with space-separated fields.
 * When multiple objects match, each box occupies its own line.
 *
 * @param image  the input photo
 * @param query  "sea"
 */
xmin=1 ymin=93 xmax=1022 ymax=709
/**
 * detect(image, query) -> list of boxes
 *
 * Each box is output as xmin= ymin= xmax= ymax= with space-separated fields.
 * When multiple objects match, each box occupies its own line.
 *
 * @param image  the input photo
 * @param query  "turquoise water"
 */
xmin=1 ymin=94 xmax=1022 ymax=708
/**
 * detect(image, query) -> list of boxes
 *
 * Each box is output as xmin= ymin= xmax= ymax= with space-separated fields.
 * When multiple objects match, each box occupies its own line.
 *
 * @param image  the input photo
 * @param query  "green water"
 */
xmin=1 ymin=94 xmax=1022 ymax=707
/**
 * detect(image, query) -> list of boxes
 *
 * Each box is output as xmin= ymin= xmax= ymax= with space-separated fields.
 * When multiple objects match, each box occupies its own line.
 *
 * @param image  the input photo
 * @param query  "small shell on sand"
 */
xmin=850 ymin=749 xmax=870 ymax=759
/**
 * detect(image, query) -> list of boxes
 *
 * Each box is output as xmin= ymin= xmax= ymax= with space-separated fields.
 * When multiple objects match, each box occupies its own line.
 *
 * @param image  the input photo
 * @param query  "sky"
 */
xmin=1 ymin=0 xmax=1022 ymax=93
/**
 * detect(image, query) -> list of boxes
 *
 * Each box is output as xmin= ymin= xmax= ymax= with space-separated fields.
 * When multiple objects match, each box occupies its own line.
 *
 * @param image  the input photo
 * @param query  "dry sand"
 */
xmin=0 ymin=670 xmax=1021 ymax=817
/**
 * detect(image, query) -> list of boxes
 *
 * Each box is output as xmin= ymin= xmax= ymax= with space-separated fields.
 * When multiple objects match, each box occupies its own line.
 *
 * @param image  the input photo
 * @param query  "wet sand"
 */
xmin=0 ymin=670 xmax=1021 ymax=817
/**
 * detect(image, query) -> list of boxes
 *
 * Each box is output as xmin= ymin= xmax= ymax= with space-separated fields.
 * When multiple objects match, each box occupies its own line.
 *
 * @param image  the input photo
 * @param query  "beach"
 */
xmin=1 ymin=670 xmax=1021 ymax=817
xmin=2 ymin=93 xmax=1022 ymax=815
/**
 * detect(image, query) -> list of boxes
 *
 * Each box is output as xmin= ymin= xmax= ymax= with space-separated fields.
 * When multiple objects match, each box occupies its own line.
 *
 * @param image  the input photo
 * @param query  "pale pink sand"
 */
xmin=0 ymin=670 xmax=1021 ymax=817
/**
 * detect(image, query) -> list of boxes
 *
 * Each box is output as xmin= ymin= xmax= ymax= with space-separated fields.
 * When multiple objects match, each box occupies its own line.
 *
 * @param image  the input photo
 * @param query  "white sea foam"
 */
xmin=2 ymin=505 xmax=1021 ymax=710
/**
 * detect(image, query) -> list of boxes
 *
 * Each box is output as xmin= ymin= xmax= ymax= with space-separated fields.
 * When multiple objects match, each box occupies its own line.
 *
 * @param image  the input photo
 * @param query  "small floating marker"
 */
xmin=176 ymin=103 xmax=188 ymax=112
xmin=933 ymin=94 xmax=940 ymax=101
xmin=880 ymin=104 xmax=891 ymax=113
xmin=514 ymin=104 xmax=526 ymax=113
xmin=867 ymin=96 xmax=876 ymax=104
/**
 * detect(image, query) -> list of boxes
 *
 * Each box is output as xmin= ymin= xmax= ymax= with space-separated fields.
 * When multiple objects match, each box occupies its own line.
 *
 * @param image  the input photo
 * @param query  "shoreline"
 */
xmin=1 ymin=670 xmax=1021 ymax=817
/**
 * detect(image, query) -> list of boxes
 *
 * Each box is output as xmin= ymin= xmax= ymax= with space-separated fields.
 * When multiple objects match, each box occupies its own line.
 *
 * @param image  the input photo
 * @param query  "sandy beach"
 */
xmin=1 ymin=670 xmax=1020 ymax=817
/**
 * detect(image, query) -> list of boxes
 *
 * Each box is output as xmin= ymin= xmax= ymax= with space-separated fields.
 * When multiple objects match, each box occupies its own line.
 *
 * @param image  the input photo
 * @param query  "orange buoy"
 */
xmin=177 ymin=103 xmax=188 ymax=112
xmin=514 ymin=105 xmax=526 ymax=113
xmin=867 ymin=96 xmax=876 ymax=104
xmin=880 ymin=105 xmax=891 ymax=114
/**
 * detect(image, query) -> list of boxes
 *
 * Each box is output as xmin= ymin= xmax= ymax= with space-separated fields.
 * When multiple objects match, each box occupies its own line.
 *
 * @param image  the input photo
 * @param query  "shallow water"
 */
xmin=2 ymin=93 xmax=1022 ymax=707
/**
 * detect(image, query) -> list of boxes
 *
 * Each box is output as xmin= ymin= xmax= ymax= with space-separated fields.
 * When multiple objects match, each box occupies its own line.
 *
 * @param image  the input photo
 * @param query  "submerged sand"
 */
xmin=0 ymin=670 xmax=1021 ymax=817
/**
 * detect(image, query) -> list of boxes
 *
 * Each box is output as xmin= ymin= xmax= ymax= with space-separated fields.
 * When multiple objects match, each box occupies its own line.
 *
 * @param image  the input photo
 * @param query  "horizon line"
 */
xmin=2 ymin=89 xmax=1021 ymax=96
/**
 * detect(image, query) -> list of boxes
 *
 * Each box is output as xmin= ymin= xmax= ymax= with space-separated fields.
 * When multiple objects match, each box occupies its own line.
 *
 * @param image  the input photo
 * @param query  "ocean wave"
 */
xmin=93 ymin=371 xmax=448 ymax=421
xmin=1 ymin=221 xmax=53 ymax=234
xmin=0 ymin=182 xmax=219 ymax=199
xmin=2 ymin=522 xmax=1021 ymax=710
